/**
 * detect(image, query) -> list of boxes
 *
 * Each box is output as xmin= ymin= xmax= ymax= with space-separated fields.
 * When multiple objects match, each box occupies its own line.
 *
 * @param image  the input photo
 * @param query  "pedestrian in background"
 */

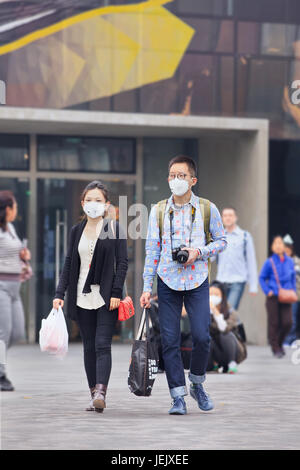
xmin=283 ymin=234 xmax=300 ymax=345
xmin=207 ymin=281 xmax=247 ymax=374
xmin=0 ymin=190 xmax=31 ymax=391
xmin=53 ymin=180 xmax=128 ymax=413
xmin=216 ymin=207 xmax=258 ymax=310
xmin=259 ymin=235 xmax=296 ymax=358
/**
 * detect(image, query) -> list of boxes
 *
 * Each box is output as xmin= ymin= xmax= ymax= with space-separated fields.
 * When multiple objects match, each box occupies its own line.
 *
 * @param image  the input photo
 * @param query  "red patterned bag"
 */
xmin=118 ymin=296 xmax=135 ymax=321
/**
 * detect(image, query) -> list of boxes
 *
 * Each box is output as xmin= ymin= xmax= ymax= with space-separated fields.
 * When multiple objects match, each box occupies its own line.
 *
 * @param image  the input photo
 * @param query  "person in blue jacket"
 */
xmin=259 ymin=235 xmax=296 ymax=358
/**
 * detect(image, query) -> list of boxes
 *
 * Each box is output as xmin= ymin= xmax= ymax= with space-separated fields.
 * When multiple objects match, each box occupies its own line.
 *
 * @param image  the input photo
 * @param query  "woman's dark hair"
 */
xmin=210 ymin=280 xmax=231 ymax=319
xmin=80 ymin=180 xmax=109 ymax=220
xmin=168 ymin=155 xmax=197 ymax=177
xmin=270 ymin=235 xmax=284 ymax=255
xmin=0 ymin=190 xmax=15 ymax=231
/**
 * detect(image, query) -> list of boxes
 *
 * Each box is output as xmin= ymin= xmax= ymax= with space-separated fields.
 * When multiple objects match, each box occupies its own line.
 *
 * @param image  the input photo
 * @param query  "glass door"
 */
xmin=36 ymin=177 xmax=135 ymax=341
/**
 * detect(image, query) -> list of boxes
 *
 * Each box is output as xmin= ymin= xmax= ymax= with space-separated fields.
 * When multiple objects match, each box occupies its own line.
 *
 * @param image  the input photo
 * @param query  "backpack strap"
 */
xmin=199 ymin=197 xmax=212 ymax=245
xmin=199 ymin=197 xmax=212 ymax=281
xmin=243 ymin=230 xmax=248 ymax=262
xmin=156 ymin=199 xmax=168 ymax=241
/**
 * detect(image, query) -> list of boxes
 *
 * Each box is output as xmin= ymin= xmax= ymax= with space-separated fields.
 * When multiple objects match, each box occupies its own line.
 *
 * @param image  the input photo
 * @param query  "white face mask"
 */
xmin=169 ymin=177 xmax=189 ymax=197
xmin=210 ymin=295 xmax=222 ymax=307
xmin=83 ymin=201 xmax=106 ymax=219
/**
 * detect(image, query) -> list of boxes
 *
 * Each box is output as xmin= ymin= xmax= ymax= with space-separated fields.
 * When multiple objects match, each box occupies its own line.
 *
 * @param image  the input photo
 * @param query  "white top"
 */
xmin=76 ymin=232 xmax=105 ymax=310
xmin=212 ymin=312 xmax=227 ymax=332
xmin=0 ymin=222 xmax=23 ymax=274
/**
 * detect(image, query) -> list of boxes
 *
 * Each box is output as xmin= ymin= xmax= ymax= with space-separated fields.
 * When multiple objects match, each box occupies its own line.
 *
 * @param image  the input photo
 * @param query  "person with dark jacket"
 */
xmin=259 ymin=235 xmax=296 ymax=358
xmin=207 ymin=281 xmax=247 ymax=374
xmin=53 ymin=180 xmax=128 ymax=412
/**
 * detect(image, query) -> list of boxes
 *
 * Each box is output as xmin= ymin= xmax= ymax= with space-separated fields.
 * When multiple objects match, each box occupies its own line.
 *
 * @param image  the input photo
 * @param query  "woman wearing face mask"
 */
xmin=52 ymin=180 xmax=128 ymax=412
xmin=259 ymin=235 xmax=296 ymax=358
xmin=207 ymin=281 xmax=247 ymax=374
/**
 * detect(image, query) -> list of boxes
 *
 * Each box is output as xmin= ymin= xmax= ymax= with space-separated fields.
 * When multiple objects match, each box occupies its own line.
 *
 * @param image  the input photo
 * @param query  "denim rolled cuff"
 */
xmin=170 ymin=385 xmax=187 ymax=398
xmin=188 ymin=372 xmax=206 ymax=384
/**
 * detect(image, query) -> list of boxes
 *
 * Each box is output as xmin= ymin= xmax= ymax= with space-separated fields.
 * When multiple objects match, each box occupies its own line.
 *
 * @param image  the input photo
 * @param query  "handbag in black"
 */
xmin=128 ymin=308 xmax=159 ymax=397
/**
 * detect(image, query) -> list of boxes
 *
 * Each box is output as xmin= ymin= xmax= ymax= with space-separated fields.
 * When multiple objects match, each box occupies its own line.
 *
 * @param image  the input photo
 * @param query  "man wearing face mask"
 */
xmin=140 ymin=156 xmax=227 ymax=415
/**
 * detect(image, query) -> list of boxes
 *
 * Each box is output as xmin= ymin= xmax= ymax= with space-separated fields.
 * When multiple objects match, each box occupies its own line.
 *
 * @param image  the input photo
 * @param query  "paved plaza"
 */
xmin=1 ymin=343 xmax=300 ymax=450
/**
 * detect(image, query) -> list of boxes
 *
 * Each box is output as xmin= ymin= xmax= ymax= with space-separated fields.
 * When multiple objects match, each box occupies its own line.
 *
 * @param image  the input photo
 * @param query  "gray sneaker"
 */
xmin=0 ymin=375 xmax=14 ymax=391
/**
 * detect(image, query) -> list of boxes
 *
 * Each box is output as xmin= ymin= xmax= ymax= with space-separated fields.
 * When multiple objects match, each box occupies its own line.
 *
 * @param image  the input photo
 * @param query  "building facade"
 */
xmin=0 ymin=0 xmax=299 ymax=343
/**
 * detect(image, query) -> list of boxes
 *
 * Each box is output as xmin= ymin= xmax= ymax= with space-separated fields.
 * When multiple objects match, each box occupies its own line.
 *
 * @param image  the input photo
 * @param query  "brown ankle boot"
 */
xmin=93 ymin=384 xmax=107 ymax=413
xmin=85 ymin=387 xmax=96 ymax=411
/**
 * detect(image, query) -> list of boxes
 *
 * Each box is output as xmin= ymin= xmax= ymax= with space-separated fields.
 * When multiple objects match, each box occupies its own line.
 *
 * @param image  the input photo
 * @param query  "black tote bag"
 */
xmin=128 ymin=308 xmax=159 ymax=397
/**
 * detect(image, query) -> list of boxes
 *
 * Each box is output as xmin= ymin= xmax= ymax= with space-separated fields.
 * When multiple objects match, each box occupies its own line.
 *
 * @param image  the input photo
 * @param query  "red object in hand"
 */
xmin=118 ymin=296 xmax=135 ymax=321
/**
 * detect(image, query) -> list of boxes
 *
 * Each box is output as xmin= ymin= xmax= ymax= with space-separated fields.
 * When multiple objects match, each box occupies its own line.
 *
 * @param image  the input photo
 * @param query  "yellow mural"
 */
xmin=4 ymin=0 xmax=195 ymax=108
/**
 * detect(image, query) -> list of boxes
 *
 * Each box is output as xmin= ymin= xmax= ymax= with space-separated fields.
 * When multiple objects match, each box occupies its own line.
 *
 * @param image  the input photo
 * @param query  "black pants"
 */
xmin=266 ymin=296 xmax=292 ymax=354
xmin=207 ymin=332 xmax=238 ymax=370
xmin=77 ymin=305 xmax=118 ymax=388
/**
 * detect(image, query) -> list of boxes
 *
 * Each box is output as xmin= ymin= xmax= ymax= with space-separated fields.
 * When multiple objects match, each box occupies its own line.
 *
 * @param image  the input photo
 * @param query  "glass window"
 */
xmin=37 ymin=136 xmax=135 ymax=173
xmin=187 ymin=18 xmax=234 ymax=53
xmin=177 ymin=0 xmax=233 ymax=17
xmin=234 ymin=0 xmax=286 ymax=23
xmin=0 ymin=134 xmax=29 ymax=170
xmin=219 ymin=56 xmax=234 ymax=115
xmin=237 ymin=58 xmax=289 ymax=119
xmin=177 ymin=53 xmax=217 ymax=115
xmin=238 ymin=22 xmax=260 ymax=55
xmin=261 ymin=23 xmax=297 ymax=56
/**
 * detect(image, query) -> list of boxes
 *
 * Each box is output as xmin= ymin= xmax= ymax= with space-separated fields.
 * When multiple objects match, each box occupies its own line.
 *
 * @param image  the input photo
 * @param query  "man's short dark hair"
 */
xmin=168 ymin=155 xmax=197 ymax=177
xmin=222 ymin=206 xmax=237 ymax=215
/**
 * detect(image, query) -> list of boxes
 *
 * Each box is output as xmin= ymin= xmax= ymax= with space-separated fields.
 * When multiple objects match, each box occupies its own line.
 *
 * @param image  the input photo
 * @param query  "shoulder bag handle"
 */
xmin=270 ymin=258 xmax=281 ymax=290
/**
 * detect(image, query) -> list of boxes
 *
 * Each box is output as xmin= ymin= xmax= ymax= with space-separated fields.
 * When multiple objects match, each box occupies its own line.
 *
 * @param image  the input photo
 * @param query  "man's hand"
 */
xmin=140 ymin=292 xmax=151 ymax=309
xmin=267 ymin=291 xmax=274 ymax=297
xmin=183 ymin=247 xmax=199 ymax=266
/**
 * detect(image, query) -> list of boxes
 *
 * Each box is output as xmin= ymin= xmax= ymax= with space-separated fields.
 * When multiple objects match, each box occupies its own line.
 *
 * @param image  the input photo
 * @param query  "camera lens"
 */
xmin=177 ymin=249 xmax=189 ymax=264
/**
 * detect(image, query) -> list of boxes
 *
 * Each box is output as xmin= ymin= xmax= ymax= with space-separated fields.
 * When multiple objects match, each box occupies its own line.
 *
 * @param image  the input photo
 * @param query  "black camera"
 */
xmin=172 ymin=244 xmax=189 ymax=264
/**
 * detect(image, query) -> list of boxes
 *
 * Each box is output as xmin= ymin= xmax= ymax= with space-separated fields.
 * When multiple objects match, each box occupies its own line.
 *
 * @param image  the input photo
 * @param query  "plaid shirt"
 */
xmin=143 ymin=192 xmax=227 ymax=292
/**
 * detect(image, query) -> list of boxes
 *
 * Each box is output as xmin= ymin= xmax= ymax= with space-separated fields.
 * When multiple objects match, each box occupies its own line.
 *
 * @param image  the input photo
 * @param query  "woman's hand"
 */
xmin=20 ymin=248 xmax=31 ymax=261
xmin=53 ymin=298 xmax=64 ymax=310
xmin=210 ymin=304 xmax=220 ymax=316
xmin=109 ymin=297 xmax=120 ymax=311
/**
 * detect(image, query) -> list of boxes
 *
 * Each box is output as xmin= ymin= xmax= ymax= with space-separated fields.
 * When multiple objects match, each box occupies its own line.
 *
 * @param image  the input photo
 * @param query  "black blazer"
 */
xmin=54 ymin=218 xmax=128 ymax=321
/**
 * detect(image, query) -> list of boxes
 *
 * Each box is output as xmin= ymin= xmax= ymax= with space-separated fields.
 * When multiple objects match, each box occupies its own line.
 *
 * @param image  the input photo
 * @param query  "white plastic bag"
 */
xmin=39 ymin=307 xmax=68 ymax=357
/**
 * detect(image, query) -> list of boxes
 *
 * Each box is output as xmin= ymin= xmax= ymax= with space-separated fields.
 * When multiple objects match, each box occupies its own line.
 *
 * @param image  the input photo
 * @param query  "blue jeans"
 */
xmin=157 ymin=275 xmax=210 ymax=398
xmin=285 ymin=301 xmax=300 ymax=345
xmin=224 ymin=282 xmax=246 ymax=310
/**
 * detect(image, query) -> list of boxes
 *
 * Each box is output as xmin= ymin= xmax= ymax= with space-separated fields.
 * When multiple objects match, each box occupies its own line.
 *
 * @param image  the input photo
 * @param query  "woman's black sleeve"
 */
xmin=111 ymin=221 xmax=128 ymax=299
xmin=54 ymin=226 xmax=76 ymax=300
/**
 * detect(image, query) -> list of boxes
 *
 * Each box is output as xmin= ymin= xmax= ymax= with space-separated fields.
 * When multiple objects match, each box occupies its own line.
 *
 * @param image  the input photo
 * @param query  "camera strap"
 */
xmin=169 ymin=205 xmax=196 ymax=251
